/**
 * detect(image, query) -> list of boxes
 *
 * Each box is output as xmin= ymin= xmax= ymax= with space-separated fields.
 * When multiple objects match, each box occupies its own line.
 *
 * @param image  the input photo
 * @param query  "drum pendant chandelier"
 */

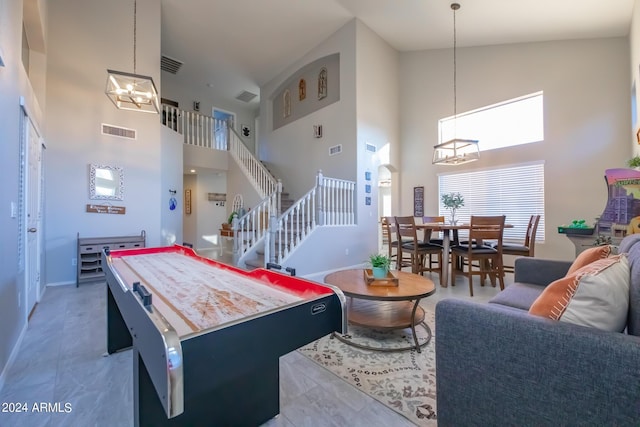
xmin=432 ymin=3 xmax=479 ymax=165
xmin=105 ymin=0 xmax=159 ymax=114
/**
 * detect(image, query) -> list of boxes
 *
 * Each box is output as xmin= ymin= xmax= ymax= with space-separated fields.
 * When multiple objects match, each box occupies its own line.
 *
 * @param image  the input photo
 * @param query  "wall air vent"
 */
xmin=365 ymin=143 xmax=376 ymax=153
xmin=329 ymin=144 xmax=342 ymax=156
xmin=102 ymin=124 xmax=137 ymax=140
xmin=236 ymin=90 xmax=258 ymax=103
xmin=161 ymin=55 xmax=183 ymax=74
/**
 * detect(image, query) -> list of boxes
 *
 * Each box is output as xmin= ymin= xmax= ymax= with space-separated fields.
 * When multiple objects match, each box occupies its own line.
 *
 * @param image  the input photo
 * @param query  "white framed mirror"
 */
xmin=89 ymin=164 xmax=124 ymax=200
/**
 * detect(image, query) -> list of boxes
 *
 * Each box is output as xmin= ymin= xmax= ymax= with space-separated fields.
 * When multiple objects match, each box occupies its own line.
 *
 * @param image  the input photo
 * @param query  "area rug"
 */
xmin=298 ymin=310 xmax=437 ymax=426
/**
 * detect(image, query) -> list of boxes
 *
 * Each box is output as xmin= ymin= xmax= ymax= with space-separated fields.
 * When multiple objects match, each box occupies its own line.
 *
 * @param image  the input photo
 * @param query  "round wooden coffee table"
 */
xmin=324 ymin=269 xmax=436 ymax=352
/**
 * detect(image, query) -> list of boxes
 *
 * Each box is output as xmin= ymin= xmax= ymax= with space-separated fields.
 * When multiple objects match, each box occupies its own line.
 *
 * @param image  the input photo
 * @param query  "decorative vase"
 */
xmin=449 ymin=210 xmax=457 ymax=225
xmin=372 ymin=266 xmax=387 ymax=279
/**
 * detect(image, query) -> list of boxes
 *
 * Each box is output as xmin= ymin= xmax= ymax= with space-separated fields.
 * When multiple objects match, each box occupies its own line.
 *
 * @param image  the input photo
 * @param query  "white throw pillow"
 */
xmin=529 ymin=254 xmax=630 ymax=332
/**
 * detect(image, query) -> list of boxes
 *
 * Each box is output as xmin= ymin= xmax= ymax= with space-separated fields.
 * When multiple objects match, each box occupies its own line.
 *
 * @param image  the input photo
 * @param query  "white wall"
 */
xmin=259 ymin=19 xmax=399 ymax=274
xmin=161 ymin=72 xmax=257 ymax=155
xmin=160 ymin=127 xmax=184 ymax=246
xmin=399 ymin=38 xmax=630 ymax=262
xmin=45 ymin=0 xmax=162 ymax=285
xmin=0 ymin=0 xmax=45 ymax=385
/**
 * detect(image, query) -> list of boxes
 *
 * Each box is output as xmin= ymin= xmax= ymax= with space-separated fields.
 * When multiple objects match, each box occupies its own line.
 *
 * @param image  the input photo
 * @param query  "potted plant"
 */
xmin=628 ymin=155 xmax=640 ymax=169
xmin=222 ymin=211 xmax=238 ymax=230
xmin=369 ymin=253 xmax=391 ymax=278
xmin=441 ymin=192 xmax=464 ymax=225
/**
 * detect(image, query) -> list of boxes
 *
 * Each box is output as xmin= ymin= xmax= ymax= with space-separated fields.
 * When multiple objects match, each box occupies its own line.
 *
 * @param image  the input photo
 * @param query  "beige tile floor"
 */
xmin=0 ymin=254 xmax=509 ymax=427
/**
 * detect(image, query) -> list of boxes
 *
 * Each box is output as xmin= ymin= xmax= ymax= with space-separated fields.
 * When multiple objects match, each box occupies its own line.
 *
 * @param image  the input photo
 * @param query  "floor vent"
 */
xmin=161 ymin=55 xmax=183 ymax=74
xmin=329 ymin=144 xmax=342 ymax=156
xmin=365 ymin=143 xmax=377 ymax=153
xmin=236 ymin=90 xmax=258 ymax=103
xmin=102 ymin=124 xmax=137 ymax=140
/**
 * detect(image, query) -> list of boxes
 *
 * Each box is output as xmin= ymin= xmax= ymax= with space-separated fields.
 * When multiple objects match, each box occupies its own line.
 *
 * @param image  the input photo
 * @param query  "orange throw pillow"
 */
xmin=529 ymin=254 xmax=629 ymax=332
xmin=566 ymin=245 xmax=611 ymax=275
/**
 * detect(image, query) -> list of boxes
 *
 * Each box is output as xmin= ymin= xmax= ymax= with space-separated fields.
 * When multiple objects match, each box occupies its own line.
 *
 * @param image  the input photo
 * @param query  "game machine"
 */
xmin=104 ymin=245 xmax=347 ymax=427
xmin=560 ymin=168 xmax=640 ymax=255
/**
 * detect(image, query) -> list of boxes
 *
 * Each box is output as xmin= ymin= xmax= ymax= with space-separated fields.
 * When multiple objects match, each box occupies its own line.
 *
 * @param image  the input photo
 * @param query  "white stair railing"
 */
xmin=265 ymin=170 xmax=356 ymax=265
xmin=228 ymin=128 xmax=277 ymax=198
xmin=161 ymin=104 xmax=228 ymax=150
xmin=232 ymin=184 xmax=281 ymax=259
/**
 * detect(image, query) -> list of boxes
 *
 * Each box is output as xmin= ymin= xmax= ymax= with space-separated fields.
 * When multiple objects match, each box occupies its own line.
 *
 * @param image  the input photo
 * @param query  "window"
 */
xmin=439 ymin=92 xmax=544 ymax=152
xmin=438 ymin=162 xmax=545 ymax=242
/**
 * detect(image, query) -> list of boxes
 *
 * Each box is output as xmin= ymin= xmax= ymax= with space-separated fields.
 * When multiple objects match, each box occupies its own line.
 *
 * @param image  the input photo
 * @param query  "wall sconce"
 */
xmin=314 ymin=125 xmax=323 ymax=138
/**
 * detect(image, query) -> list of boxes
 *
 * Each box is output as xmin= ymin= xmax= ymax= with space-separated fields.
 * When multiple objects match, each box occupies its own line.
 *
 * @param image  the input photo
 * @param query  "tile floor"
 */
xmin=0 ymin=257 xmax=508 ymax=427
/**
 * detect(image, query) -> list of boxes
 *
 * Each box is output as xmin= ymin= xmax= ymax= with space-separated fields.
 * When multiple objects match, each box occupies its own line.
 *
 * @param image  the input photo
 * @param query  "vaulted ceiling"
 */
xmin=160 ymin=0 xmax=635 ymax=108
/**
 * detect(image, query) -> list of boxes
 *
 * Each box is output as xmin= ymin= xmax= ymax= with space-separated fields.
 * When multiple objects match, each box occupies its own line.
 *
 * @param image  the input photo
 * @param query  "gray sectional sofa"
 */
xmin=435 ymin=234 xmax=640 ymax=426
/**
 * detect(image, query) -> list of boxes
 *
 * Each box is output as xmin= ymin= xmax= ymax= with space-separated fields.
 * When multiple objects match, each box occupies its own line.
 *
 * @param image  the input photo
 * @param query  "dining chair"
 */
xmin=382 ymin=216 xmax=411 ymax=269
xmin=422 ymin=215 xmax=445 ymax=245
xmin=395 ymin=216 xmax=443 ymax=283
xmin=502 ymin=214 xmax=540 ymax=273
xmin=450 ymin=215 xmax=506 ymax=296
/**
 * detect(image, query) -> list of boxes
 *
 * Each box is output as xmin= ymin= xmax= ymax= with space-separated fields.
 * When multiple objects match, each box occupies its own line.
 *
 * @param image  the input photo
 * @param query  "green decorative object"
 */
xmin=627 ymin=156 xmax=640 ymax=169
xmin=441 ymin=192 xmax=464 ymax=225
xmin=227 ymin=211 xmax=238 ymax=224
xmin=369 ymin=254 xmax=391 ymax=278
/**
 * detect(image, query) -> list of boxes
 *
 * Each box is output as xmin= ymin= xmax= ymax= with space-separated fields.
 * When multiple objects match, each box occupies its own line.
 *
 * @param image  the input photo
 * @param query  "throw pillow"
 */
xmin=529 ymin=254 xmax=629 ymax=332
xmin=566 ymin=245 xmax=612 ymax=275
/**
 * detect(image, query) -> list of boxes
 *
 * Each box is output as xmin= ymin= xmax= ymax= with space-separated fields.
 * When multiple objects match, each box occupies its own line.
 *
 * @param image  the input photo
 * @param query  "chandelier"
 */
xmin=105 ymin=0 xmax=159 ymax=113
xmin=432 ymin=3 xmax=479 ymax=165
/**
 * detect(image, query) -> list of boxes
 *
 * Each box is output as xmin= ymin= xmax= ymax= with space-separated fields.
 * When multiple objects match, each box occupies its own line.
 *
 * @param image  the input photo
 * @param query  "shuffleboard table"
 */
xmin=104 ymin=245 xmax=346 ymax=427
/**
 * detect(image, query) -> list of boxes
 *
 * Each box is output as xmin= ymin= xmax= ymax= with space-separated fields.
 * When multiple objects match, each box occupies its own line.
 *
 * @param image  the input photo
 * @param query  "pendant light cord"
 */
xmin=133 ymin=0 xmax=137 ymax=74
xmin=452 ymin=3 xmax=459 ymax=137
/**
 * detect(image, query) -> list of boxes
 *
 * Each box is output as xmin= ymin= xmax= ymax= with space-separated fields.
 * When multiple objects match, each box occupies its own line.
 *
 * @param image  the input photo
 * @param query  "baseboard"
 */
xmin=46 ymin=280 xmax=75 ymax=287
xmin=0 ymin=321 xmax=28 ymax=393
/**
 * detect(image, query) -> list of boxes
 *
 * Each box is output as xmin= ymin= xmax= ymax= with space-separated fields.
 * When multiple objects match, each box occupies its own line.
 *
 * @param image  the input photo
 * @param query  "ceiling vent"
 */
xmin=161 ymin=55 xmax=183 ymax=74
xmin=236 ymin=90 xmax=258 ymax=103
xmin=102 ymin=123 xmax=137 ymax=140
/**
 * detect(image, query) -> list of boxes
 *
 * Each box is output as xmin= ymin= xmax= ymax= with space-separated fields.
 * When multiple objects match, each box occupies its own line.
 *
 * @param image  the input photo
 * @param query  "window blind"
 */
xmin=438 ymin=162 xmax=545 ymax=242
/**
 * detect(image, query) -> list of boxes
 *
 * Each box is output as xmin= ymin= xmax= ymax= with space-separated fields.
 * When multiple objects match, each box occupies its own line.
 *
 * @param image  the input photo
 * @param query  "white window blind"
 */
xmin=438 ymin=162 xmax=545 ymax=242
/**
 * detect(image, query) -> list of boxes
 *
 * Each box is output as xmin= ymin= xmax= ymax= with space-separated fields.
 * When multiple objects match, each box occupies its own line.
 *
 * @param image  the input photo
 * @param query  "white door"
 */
xmin=25 ymin=115 xmax=42 ymax=318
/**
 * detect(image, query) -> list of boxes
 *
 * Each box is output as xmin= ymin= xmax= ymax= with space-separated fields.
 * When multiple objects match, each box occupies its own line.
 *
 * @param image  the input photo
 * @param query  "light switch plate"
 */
xmin=10 ymin=202 xmax=17 ymax=218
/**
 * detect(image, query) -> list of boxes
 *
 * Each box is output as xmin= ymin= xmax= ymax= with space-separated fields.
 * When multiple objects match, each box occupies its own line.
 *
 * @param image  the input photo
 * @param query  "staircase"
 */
xmin=161 ymin=103 xmax=356 ymax=270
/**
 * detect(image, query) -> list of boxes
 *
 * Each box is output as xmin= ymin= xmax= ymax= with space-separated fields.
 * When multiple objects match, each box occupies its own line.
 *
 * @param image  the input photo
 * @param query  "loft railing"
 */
xmin=264 ymin=170 xmax=356 ymax=265
xmin=161 ymin=103 xmax=277 ymax=199
xmin=161 ymin=104 xmax=228 ymax=150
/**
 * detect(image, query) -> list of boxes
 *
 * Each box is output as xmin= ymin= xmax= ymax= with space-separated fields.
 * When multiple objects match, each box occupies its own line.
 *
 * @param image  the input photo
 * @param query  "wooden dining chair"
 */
xmin=450 ymin=215 xmax=506 ymax=296
xmin=422 ymin=215 xmax=445 ymax=245
xmin=382 ymin=216 xmax=410 ymax=269
xmin=395 ymin=216 xmax=443 ymax=284
xmin=502 ymin=214 xmax=540 ymax=273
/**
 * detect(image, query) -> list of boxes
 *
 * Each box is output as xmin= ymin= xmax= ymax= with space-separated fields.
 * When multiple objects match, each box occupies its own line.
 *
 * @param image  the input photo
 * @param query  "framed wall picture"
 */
xmin=185 ymin=189 xmax=192 ymax=214
xmin=413 ymin=186 xmax=424 ymax=217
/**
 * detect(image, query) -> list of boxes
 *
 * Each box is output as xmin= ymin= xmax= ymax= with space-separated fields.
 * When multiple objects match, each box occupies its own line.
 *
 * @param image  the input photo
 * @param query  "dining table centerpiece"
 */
xmin=442 ymin=192 xmax=464 ymax=225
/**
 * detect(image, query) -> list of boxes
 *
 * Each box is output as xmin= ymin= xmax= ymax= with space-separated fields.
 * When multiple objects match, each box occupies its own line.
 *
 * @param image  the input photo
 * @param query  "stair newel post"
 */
xmin=277 ymin=179 xmax=283 ymax=215
xmin=231 ymin=215 xmax=240 ymax=256
xmin=316 ymin=170 xmax=325 ymax=226
xmin=268 ymin=214 xmax=278 ymax=264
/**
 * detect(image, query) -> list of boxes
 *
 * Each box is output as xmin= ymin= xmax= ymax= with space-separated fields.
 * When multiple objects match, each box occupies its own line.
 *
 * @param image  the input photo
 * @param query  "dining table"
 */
xmin=416 ymin=222 xmax=513 ymax=287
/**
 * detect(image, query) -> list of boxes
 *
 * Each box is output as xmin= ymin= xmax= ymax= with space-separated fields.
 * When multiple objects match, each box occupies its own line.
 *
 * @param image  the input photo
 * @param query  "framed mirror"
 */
xmin=89 ymin=164 xmax=124 ymax=200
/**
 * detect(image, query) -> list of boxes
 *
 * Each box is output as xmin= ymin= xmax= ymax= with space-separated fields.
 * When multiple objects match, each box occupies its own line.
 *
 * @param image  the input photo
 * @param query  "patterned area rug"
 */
xmin=298 ymin=310 xmax=437 ymax=426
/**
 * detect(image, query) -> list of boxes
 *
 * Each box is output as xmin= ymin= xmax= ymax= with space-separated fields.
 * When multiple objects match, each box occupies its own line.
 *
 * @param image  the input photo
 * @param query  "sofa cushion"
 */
xmin=622 ymin=236 xmax=640 ymax=335
xmin=529 ymin=254 xmax=629 ymax=332
xmin=566 ymin=244 xmax=612 ymax=276
xmin=489 ymin=283 xmax=545 ymax=311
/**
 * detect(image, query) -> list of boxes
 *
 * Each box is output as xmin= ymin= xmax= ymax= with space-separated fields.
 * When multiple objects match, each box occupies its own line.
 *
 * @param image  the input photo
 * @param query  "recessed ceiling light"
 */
xmin=190 ymin=169 xmax=196 ymax=173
